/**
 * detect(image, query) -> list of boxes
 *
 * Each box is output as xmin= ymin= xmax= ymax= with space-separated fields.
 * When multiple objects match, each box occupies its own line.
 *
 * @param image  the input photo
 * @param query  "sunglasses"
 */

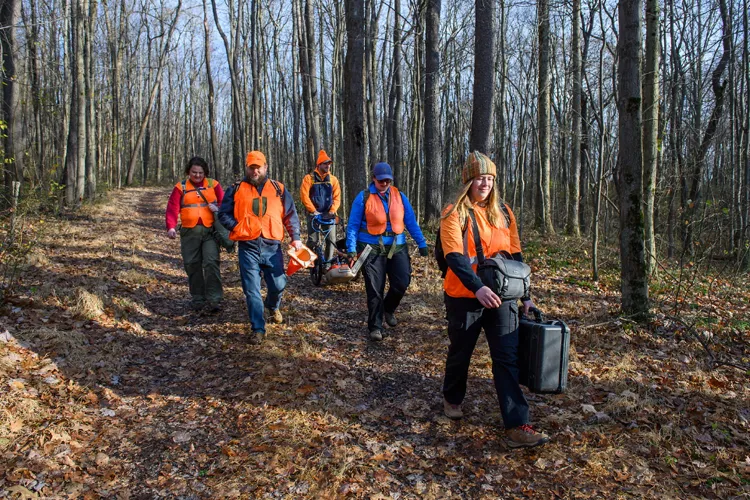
xmin=375 ymin=178 xmax=392 ymax=185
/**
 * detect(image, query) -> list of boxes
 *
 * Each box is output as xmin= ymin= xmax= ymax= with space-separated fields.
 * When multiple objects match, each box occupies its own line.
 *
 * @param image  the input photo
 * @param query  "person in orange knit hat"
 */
xmin=218 ymin=150 xmax=301 ymax=345
xmin=299 ymin=150 xmax=341 ymax=266
xmin=439 ymin=151 xmax=548 ymax=449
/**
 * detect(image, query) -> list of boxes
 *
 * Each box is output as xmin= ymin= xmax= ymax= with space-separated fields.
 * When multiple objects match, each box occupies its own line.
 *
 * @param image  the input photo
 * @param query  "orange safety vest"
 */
xmin=364 ymin=187 xmax=405 ymax=235
xmin=230 ymin=180 xmax=286 ymax=241
xmin=176 ymin=178 xmax=218 ymax=228
xmin=442 ymin=204 xmax=515 ymax=299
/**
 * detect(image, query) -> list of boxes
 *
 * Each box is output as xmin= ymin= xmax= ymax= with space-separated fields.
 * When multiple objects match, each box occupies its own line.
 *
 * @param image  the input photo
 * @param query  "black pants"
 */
xmin=361 ymin=245 xmax=411 ymax=332
xmin=442 ymin=295 xmax=529 ymax=429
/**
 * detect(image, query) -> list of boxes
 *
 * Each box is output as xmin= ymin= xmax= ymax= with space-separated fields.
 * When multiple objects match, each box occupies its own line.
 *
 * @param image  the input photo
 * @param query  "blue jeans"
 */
xmin=237 ymin=238 xmax=287 ymax=333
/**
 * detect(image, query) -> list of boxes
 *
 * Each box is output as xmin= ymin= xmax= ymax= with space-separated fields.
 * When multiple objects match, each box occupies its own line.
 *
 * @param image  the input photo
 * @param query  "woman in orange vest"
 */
xmin=439 ymin=151 xmax=548 ymax=448
xmin=165 ymin=156 xmax=224 ymax=314
xmin=345 ymin=162 xmax=428 ymax=341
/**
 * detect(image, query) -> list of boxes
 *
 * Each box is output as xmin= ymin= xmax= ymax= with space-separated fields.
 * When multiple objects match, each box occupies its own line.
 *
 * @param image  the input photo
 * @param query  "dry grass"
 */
xmin=112 ymin=296 xmax=151 ymax=316
xmin=69 ymin=287 xmax=105 ymax=319
xmin=116 ymin=269 xmax=154 ymax=285
xmin=25 ymin=248 xmax=50 ymax=267
xmin=20 ymin=327 xmax=89 ymax=360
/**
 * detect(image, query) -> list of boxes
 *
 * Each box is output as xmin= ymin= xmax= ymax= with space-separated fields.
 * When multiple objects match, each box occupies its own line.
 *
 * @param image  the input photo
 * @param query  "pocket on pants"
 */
xmin=488 ymin=301 xmax=518 ymax=335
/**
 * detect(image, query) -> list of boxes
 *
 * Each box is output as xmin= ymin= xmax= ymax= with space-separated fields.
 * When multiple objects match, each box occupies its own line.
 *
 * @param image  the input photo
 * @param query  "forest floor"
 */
xmin=0 ymin=186 xmax=749 ymax=499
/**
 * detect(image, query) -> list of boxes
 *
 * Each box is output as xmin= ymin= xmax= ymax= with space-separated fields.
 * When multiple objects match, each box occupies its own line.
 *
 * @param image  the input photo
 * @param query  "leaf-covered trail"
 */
xmin=1 ymin=187 xmax=748 ymax=498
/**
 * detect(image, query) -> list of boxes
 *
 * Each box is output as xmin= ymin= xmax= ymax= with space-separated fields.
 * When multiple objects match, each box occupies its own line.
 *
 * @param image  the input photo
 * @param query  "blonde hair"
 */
xmin=442 ymin=179 xmax=506 ymax=228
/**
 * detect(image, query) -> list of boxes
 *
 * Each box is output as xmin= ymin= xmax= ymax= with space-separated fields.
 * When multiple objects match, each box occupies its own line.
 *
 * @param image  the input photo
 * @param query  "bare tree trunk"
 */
xmin=468 ymin=0 xmax=494 ymax=153
xmin=1 ymin=0 xmax=23 ymax=200
xmin=344 ymin=0 xmax=366 ymax=206
xmin=568 ymin=0 xmax=581 ymax=236
xmin=211 ymin=0 xmax=244 ymax=178
xmin=683 ymin=0 xmax=732 ymax=252
xmin=536 ymin=0 xmax=554 ymax=234
xmin=203 ymin=0 xmax=220 ymax=178
xmin=126 ymin=1 xmax=182 ymax=185
xmin=423 ymin=0 xmax=442 ymax=225
xmin=387 ymin=0 xmax=403 ymax=170
xmin=85 ymin=0 xmax=97 ymax=199
xmin=299 ymin=0 xmax=321 ymax=170
xmin=642 ymin=0 xmax=660 ymax=273
xmin=617 ymin=0 xmax=648 ymax=315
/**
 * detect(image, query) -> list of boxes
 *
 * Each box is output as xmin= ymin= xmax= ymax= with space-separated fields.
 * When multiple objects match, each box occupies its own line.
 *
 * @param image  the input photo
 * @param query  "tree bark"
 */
xmin=1 ymin=0 xmax=23 ymax=199
xmin=344 ymin=0 xmax=366 ymax=207
xmin=617 ymin=0 xmax=649 ymax=315
xmin=468 ymin=0 xmax=494 ymax=154
xmin=567 ymin=0 xmax=582 ymax=236
xmin=536 ymin=0 xmax=554 ymax=234
xmin=203 ymin=0 xmax=220 ymax=178
xmin=126 ymin=1 xmax=181 ymax=185
xmin=642 ymin=0 xmax=660 ymax=272
xmin=423 ymin=0 xmax=442 ymax=226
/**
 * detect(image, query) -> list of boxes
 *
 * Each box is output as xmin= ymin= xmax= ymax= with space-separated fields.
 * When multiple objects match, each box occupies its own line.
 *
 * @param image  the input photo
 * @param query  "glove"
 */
xmin=419 ymin=246 xmax=429 ymax=257
xmin=347 ymin=251 xmax=357 ymax=265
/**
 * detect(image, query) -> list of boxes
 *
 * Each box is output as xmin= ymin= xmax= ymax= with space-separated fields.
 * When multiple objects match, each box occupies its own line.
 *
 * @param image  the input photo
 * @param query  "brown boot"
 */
xmin=443 ymin=397 xmax=463 ymax=420
xmin=248 ymin=331 xmax=264 ymax=345
xmin=266 ymin=308 xmax=283 ymax=324
xmin=505 ymin=424 xmax=550 ymax=449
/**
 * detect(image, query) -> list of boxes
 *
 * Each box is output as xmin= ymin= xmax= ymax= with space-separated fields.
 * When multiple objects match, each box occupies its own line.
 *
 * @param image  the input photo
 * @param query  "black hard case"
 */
xmin=518 ymin=314 xmax=570 ymax=394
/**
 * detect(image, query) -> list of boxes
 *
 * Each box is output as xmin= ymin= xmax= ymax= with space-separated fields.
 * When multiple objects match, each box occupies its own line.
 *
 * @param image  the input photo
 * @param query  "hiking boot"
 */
xmin=205 ymin=303 xmax=222 ymax=315
xmin=266 ymin=308 xmax=283 ymax=324
xmin=443 ymin=397 xmax=463 ymax=420
xmin=248 ymin=330 xmax=265 ymax=345
xmin=505 ymin=424 xmax=550 ymax=449
xmin=190 ymin=301 xmax=206 ymax=313
xmin=369 ymin=330 xmax=383 ymax=341
xmin=384 ymin=312 xmax=398 ymax=327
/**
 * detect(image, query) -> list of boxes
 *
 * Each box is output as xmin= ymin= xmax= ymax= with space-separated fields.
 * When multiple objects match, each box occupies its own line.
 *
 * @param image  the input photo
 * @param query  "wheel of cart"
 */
xmin=309 ymin=213 xmax=339 ymax=286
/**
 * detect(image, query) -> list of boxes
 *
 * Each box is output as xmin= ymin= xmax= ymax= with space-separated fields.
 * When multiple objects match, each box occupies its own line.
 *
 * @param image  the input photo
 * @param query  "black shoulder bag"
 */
xmin=468 ymin=210 xmax=531 ymax=300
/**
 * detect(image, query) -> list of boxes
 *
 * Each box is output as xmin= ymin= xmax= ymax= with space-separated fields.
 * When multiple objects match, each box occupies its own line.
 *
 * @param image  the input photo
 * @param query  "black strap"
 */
xmin=468 ymin=209 xmax=485 ymax=265
xmin=194 ymin=185 xmax=211 ymax=206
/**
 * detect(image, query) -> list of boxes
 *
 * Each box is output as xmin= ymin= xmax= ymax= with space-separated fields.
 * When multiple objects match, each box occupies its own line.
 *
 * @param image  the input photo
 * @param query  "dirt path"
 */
xmin=1 ymin=187 xmax=747 ymax=498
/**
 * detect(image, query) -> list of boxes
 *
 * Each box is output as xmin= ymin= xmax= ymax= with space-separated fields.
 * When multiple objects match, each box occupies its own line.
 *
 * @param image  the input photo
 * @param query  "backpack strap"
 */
xmin=270 ymin=179 xmax=283 ymax=197
xmin=180 ymin=180 xmax=187 ymax=208
xmin=500 ymin=202 xmax=511 ymax=228
xmin=468 ymin=208 xmax=485 ymax=265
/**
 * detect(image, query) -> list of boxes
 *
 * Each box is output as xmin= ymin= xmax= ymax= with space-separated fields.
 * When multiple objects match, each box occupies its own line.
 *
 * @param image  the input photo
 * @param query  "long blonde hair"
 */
xmin=442 ymin=180 xmax=506 ymax=228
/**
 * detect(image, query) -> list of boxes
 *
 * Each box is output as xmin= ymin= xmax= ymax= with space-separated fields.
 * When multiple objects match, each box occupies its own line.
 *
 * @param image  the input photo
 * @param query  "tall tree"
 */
xmin=211 ymin=0 xmax=244 ymax=178
xmin=617 ymin=0 xmax=649 ymax=314
xmin=299 ymin=0 xmax=321 ymax=170
xmin=536 ymin=0 xmax=554 ymax=234
xmin=1 ymin=0 xmax=23 ymax=197
xmin=203 ymin=0 xmax=220 ymax=178
xmin=468 ymin=0 xmax=494 ymax=153
xmin=344 ymin=0 xmax=366 ymax=209
xmin=423 ymin=0 xmax=442 ymax=225
xmin=642 ymin=0 xmax=660 ymax=273
xmin=386 ymin=0 xmax=403 ymax=170
xmin=126 ymin=0 xmax=182 ymax=185
xmin=567 ymin=0 xmax=582 ymax=236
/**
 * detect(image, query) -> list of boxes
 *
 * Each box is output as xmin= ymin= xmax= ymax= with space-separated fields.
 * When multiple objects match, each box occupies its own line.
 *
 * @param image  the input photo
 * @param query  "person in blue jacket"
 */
xmin=346 ymin=162 xmax=428 ymax=341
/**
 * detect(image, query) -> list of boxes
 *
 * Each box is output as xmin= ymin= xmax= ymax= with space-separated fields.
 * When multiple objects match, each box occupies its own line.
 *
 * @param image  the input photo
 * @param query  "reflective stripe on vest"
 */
xmin=364 ymin=187 xmax=405 ymax=236
xmin=177 ymin=179 xmax=217 ymax=228
xmin=309 ymin=171 xmax=333 ymax=212
xmin=230 ymin=180 xmax=286 ymax=241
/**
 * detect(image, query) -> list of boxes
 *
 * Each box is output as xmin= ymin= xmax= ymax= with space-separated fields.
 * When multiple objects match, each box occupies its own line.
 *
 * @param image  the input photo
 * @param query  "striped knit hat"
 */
xmin=462 ymin=151 xmax=497 ymax=184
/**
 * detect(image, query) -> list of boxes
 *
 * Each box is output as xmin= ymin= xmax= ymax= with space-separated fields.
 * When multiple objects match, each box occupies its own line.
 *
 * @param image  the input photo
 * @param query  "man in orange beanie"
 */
xmin=299 ymin=150 xmax=341 ymax=265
